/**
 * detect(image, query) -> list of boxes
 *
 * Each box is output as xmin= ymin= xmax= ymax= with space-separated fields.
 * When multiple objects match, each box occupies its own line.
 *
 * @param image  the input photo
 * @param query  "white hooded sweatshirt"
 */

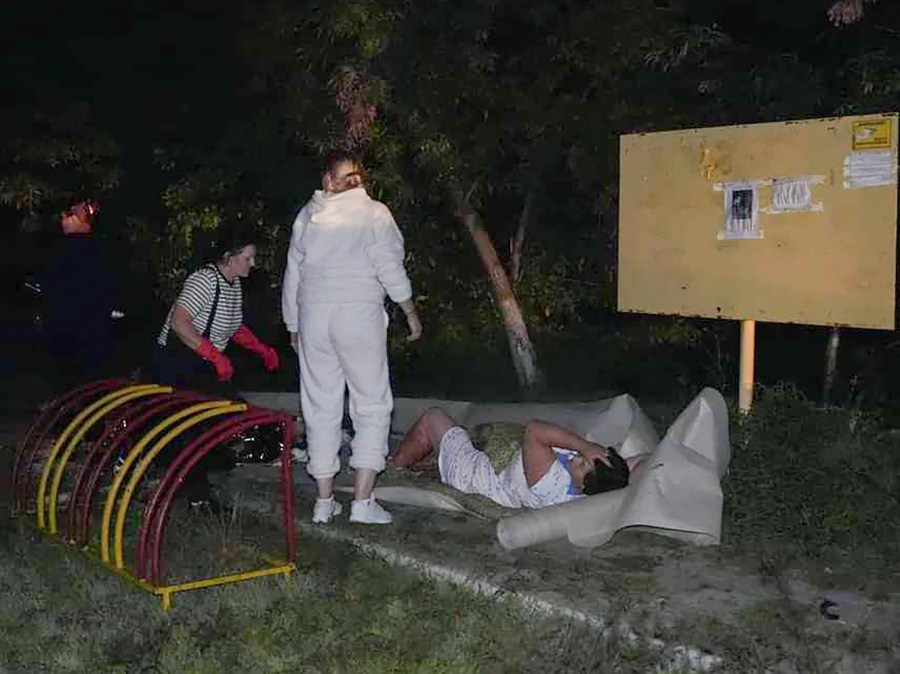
xmin=281 ymin=187 xmax=413 ymax=332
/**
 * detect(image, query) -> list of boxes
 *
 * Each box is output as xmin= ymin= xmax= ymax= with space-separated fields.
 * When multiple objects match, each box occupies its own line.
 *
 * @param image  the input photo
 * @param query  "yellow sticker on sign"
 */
xmin=853 ymin=119 xmax=892 ymax=149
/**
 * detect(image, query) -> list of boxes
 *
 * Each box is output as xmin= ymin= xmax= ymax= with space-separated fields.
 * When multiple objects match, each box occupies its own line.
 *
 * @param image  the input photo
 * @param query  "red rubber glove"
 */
xmin=232 ymin=325 xmax=280 ymax=372
xmin=195 ymin=338 xmax=235 ymax=381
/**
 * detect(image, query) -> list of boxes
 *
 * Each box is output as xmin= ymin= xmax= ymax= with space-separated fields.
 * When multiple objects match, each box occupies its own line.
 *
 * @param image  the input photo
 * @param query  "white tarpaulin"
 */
xmin=240 ymin=388 xmax=731 ymax=550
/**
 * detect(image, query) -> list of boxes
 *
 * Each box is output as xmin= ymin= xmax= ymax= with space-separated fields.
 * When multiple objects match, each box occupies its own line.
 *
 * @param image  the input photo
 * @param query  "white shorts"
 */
xmin=437 ymin=427 xmax=578 ymax=509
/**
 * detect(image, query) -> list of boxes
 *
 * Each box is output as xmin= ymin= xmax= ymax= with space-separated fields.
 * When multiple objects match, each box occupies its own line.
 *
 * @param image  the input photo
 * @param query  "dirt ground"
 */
xmin=219 ymin=459 xmax=900 ymax=673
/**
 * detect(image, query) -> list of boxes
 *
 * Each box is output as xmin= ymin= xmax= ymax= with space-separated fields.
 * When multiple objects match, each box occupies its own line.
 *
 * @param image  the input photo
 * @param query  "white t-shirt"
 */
xmin=437 ymin=427 xmax=581 ymax=509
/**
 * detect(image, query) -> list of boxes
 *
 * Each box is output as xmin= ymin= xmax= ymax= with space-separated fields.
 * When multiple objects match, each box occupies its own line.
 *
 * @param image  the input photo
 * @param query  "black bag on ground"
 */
xmin=231 ymin=424 xmax=286 ymax=464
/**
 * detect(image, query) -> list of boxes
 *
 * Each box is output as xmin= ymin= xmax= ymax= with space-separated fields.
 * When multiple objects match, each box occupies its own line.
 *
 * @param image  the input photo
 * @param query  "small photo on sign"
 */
xmin=732 ymin=189 xmax=753 ymax=220
xmin=720 ymin=182 xmax=762 ymax=240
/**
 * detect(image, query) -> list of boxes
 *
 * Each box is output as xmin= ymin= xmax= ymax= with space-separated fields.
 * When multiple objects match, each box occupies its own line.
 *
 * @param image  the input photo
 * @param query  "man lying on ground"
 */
xmin=390 ymin=407 xmax=641 ymax=509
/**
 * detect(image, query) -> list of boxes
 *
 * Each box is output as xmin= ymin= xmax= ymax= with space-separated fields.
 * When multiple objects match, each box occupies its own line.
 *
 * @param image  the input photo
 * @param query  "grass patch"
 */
xmin=722 ymin=383 xmax=900 ymax=593
xmin=0 ymin=492 xmax=673 ymax=673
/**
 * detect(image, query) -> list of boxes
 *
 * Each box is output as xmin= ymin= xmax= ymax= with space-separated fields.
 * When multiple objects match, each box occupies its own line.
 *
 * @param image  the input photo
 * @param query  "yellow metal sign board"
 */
xmin=618 ymin=113 xmax=898 ymax=329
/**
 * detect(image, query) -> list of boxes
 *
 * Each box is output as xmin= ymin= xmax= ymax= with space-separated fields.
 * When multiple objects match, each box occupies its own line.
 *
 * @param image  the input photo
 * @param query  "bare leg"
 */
xmin=422 ymin=408 xmax=456 ymax=448
xmin=391 ymin=407 xmax=455 ymax=469
xmin=354 ymin=467 xmax=377 ymax=499
xmin=316 ymin=476 xmax=334 ymax=499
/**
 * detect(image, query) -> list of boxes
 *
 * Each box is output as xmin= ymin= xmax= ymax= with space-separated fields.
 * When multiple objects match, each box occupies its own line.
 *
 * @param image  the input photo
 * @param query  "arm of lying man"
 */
xmin=520 ymin=421 xmax=612 ymax=490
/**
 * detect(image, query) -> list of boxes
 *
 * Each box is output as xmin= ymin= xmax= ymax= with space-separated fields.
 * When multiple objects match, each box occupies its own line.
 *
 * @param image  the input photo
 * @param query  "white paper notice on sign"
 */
xmin=843 ymin=151 xmax=897 ymax=189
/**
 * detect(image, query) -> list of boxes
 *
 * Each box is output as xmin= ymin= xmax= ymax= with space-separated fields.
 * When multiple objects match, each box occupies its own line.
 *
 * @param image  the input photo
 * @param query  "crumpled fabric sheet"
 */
xmin=240 ymin=388 xmax=731 ymax=550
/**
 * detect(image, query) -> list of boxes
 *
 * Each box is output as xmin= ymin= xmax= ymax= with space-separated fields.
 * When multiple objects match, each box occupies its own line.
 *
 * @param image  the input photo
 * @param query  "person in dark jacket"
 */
xmin=40 ymin=198 xmax=118 ymax=391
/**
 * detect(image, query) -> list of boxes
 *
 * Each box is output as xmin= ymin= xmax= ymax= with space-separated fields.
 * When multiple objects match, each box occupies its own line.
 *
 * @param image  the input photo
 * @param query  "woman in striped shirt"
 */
xmin=152 ymin=228 xmax=279 ymax=393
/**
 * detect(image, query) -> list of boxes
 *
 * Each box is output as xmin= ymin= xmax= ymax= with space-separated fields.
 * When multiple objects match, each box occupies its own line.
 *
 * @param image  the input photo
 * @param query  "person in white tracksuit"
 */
xmin=281 ymin=153 xmax=422 ymax=525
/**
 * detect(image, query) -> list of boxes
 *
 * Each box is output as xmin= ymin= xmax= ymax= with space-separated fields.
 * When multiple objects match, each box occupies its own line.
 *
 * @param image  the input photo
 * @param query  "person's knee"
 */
xmin=423 ymin=407 xmax=451 ymax=427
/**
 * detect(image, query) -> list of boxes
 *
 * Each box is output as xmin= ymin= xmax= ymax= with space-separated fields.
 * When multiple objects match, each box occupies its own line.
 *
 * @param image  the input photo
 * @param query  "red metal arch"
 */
xmin=65 ymin=391 xmax=205 ymax=546
xmin=52 ymin=389 xmax=174 ymax=540
xmin=138 ymin=410 xmax=294 ymax=583
xmin=137 ymin=409 xmax=282 ymax=580
xmin=13 ymin=380 xmax=125 ymax=513
xmin=15 ymin=380 xmax=119 ymax=459
xmin=15 ymin=383 xmax=299 ymax=609
xmin=13 ymin=379 xmax=124 ymax=511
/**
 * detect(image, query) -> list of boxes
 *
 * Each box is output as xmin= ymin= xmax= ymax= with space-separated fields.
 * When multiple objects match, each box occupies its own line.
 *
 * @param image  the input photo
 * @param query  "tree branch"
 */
xmin=509 ymin=190 xmax=533 ymax=286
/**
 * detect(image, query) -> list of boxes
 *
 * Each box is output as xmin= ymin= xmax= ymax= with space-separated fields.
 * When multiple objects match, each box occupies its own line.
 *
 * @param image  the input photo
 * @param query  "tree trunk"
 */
xmin=453 ymin=192 xmax=543 ymax=391
xmin=509 ymin=191 xmax=532 ymax=285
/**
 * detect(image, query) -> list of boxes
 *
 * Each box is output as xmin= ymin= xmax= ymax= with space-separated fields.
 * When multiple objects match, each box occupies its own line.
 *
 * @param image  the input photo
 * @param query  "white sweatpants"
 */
xmin=297 ymin=302 xmax=393 ymax=479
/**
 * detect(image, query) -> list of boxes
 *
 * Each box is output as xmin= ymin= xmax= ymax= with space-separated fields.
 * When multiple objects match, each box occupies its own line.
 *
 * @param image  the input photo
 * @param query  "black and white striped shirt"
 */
xmin=157 ymin=265 xmax=242 ymax=351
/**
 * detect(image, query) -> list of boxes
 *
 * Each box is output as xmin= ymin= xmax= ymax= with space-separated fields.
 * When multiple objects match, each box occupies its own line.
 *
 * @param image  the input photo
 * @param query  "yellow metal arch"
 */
xmin=47 ymin=385 xmax=172 ymax=534
xmin=36 ymin=384 xmax=161 ymax=530
xmin=113 ymin=403 xmax=246 ymax=569
xmin=100 ymin=400 xmax=236 ymax=563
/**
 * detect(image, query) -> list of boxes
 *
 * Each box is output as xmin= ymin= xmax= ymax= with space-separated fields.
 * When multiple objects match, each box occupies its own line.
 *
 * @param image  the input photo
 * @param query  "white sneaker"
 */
xmin=312 ymin=497 xmax=342 ymax=524
xmin=349 ymin=496 xmax=393 ymax=525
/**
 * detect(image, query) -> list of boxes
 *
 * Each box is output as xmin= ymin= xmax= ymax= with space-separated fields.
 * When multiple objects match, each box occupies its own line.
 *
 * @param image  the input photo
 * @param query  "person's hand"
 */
xmin=405 ymin=312 xmax=422 ymax=342
xmin=581 ymin=443 xmax=612 ymax=468
xmin=232 ymin=325 xmax=279 ymax=372
xmin=397 ymin=299 xmax=422 ymax=342
xmin=195 ymin=338 xmax=235 ymax=382
xmin=289 ymin=332 xmax=299 ymax=354
xmin=260 ymin=344 xmax=280 ymax=371
xmin=211 ymin=353 xmax=235 ymax=381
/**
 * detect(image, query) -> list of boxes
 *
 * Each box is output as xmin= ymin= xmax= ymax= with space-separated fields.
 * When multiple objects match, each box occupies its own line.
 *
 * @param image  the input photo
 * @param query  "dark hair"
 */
xmin=194 ymin=222 xmax=259 ymax=265
xmin=582 ymin=448 xmax=630 ymax=496
xmin=218 ymin=223 xmax=258 ymax=260
xmin=321 ymin=151 xmax=364 ymax=180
